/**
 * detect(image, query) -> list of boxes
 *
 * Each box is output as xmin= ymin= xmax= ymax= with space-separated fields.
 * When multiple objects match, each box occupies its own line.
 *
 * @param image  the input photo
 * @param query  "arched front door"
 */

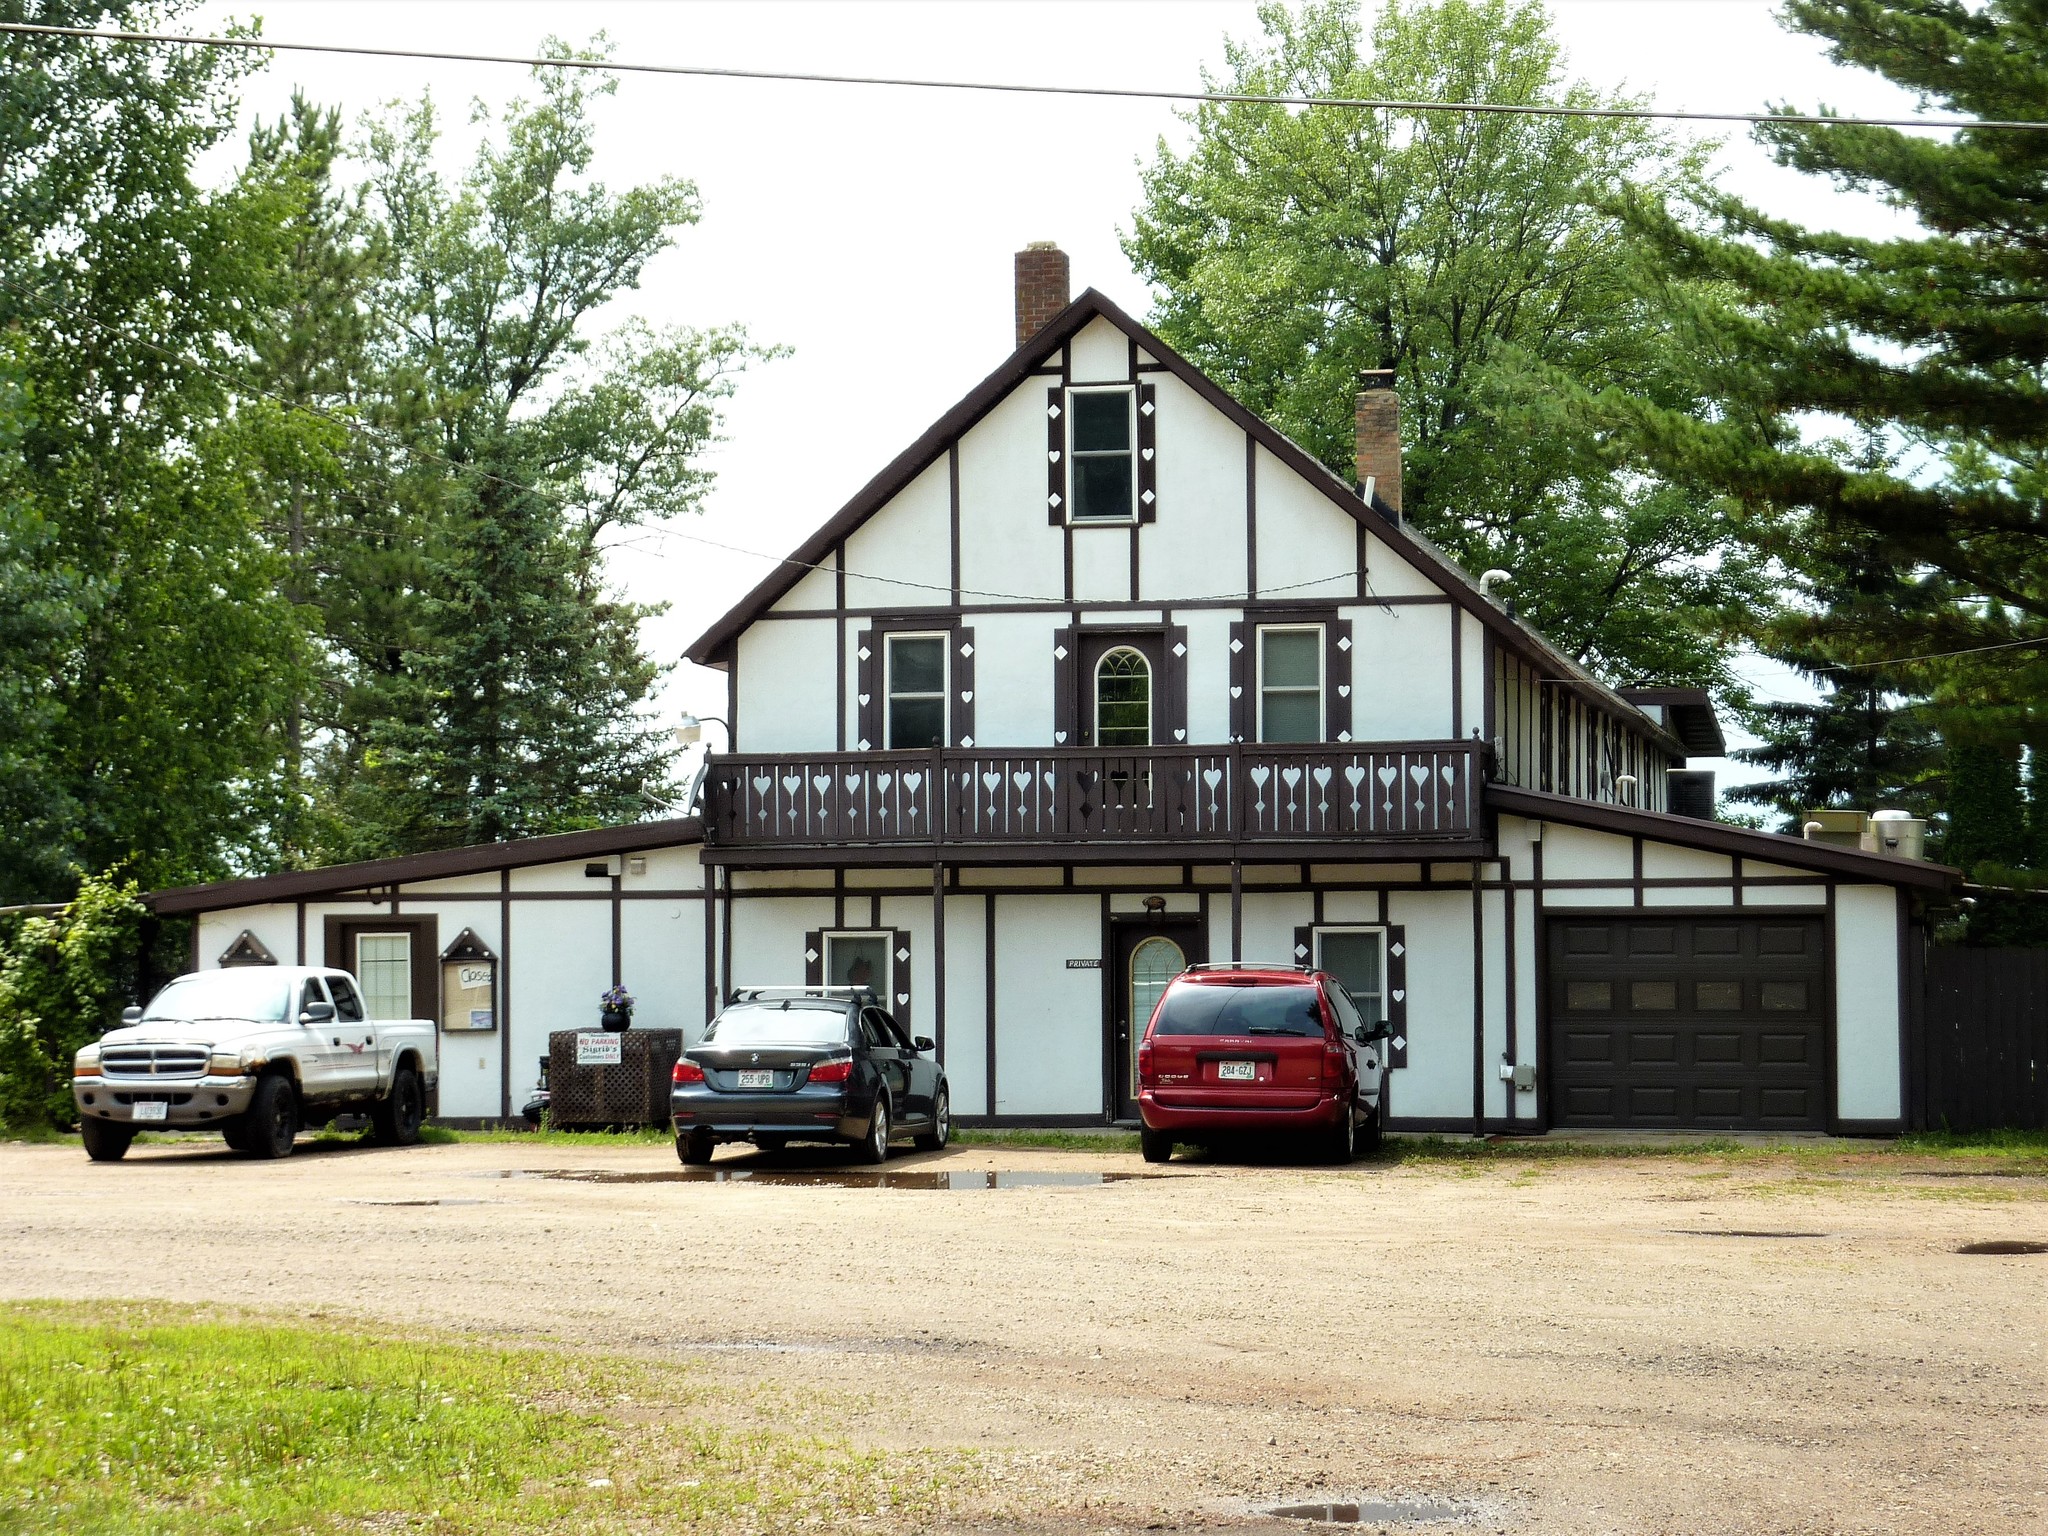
xmin=1111 ymin=918 xmax=1205 ymax=1120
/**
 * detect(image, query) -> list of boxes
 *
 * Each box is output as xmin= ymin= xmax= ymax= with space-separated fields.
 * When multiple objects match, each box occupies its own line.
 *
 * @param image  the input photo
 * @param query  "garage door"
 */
xmin=1547 ymin=916 xmax=1827 ymax=1130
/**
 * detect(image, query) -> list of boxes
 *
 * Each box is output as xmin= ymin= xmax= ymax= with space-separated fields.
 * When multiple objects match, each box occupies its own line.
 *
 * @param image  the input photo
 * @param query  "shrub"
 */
xmin=0 ymin=871 xmax=146 ymax=1131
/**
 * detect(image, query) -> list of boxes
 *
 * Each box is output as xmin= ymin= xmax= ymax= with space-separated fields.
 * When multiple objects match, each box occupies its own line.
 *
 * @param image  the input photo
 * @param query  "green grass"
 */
xmin=0 ymin=1302 xmax=973 ymax=1536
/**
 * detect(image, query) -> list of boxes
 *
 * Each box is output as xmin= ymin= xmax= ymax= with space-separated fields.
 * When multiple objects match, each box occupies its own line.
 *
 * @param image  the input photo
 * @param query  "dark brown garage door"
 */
xmin=1547 ymin=916 xmax=1827 ymax=1130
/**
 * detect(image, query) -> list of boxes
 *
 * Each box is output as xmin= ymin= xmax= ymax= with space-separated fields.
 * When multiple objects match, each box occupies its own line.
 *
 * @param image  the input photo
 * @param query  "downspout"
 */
xmin=1472 ymin=864 xmax=1485 ymax=1138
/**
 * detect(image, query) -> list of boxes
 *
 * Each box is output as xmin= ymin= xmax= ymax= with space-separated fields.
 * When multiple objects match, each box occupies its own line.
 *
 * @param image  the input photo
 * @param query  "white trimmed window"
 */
xmin=1257 ymin=625 xmax=1325 ymax=743
xmin=1068 ymin=387 xmax=1136 ymax=522
xmin=884 ymin=632 xmax=947 ymax=749
xmin=1314 ymin=927 xmax=1386 ymax=1030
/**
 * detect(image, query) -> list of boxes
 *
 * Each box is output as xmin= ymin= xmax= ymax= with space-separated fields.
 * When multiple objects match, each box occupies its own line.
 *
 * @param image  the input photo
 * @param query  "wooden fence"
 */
xmin=1921 ymin=947 xmax=2048 ymax=1132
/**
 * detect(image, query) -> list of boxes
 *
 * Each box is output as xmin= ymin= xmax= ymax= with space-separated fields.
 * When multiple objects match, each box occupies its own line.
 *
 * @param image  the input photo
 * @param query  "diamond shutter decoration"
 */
xmin=1047 ymin=387 xmax=1066 ymax=525
xmin=1051 ymin=626 xmax=1077 ymax=747
xmin=804 ymin=932 xmax=823 ymax=988
xmin=1386 ymin=925 xmax=1408 ymax=1069
xmin=1228 ymin=621 xmax=1250 ymax=743
xmin=856 ymin=627 xmax=879 ymax=751
xmin=1136 ymin=382 xmax=1157 ymax=524
xmin=1293 ymin=925 xmax=1312 ymax=970
xmin=1165 ymin=624 xmax=1189 ymax=744
xmin=1330 ymin=617 xmax=1354 ymax=742
xmin=891 ymin=930 xmax=912 ymax=1030
xmin=954 ymin=626 xmax=975 ymax=747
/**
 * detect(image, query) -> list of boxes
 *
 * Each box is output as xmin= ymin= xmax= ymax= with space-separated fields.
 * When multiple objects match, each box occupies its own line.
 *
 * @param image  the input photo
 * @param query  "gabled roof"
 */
xmin=1487 ymin=785 xmax=1957 ymax=890
xmin=1619 ymin=687 xmax=1727 ymax=757
xmin=682 ymin=288 xmax=1686 ymax=756
xmin=148 ymin=817 xmax=703 ymax=915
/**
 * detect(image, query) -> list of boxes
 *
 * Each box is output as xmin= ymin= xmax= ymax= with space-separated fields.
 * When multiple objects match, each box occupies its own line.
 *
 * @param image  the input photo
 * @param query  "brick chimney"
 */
xmin=1015 ymin=242 xmax=1071 ymax=347
xmin=1355 ymin=370 xmax=1402 ymax=516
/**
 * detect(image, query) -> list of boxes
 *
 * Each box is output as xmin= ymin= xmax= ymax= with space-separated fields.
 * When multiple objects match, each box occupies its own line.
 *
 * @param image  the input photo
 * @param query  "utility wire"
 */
xmin=5 ymin=20 xmax=2047 ymax=133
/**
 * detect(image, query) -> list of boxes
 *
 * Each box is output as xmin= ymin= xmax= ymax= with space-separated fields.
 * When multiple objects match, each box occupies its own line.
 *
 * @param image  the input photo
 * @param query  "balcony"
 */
xmin=700 ymin=741 xmax=1489 ymax=864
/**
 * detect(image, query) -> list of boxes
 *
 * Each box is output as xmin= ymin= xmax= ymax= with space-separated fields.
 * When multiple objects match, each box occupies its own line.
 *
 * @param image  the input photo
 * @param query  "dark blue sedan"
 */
xmin=671 ymin=988 xmax=949 ymax=1164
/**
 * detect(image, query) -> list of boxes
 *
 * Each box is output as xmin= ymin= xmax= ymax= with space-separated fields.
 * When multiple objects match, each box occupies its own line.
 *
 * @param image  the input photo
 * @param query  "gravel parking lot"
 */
xmin=3 ymin=1135 xmax=2043 ymax=1535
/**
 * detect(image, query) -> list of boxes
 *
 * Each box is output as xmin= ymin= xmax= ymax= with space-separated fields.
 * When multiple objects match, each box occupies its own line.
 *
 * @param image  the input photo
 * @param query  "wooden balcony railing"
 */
xmin=702 ymin=741 xmax=1486 ymax=853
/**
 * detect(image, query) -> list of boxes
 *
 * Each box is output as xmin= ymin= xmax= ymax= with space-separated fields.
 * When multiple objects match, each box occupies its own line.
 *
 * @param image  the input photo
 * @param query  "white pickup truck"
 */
xmin=72 ymin=966 xmax=438 ymax=1162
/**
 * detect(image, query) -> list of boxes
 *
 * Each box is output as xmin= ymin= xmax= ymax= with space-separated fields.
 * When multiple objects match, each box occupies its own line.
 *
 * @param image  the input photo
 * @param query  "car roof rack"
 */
xmin=727 ymin=985 xmax=876 ymax=1004
xmin=1180 ymin=961 xmax=1315 ymax=975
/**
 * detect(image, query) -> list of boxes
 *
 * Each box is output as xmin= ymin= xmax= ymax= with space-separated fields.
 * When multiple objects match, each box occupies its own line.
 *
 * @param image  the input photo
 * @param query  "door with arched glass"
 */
xmin=1111 ymin=917 xmax=1206 ymax=1120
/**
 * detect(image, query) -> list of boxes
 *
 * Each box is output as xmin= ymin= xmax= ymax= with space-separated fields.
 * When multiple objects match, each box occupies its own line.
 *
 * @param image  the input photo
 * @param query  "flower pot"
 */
xmin=600 ymin=1008 xmax=632 ymax=1033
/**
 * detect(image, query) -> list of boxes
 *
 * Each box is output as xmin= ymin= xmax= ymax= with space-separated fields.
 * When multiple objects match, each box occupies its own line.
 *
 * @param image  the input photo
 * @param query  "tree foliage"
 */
xmin=0 ymin=871 xmax=147 ymax=1130
xmin=1125 ymin=0 xmax=1772 ymax=688
xmin=1614 ymin=0 xmax=2048 ymax=703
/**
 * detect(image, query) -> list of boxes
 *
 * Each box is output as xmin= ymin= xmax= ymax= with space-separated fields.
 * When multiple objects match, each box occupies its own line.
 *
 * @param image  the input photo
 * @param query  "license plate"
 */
xmin=132 ymin=1100 xmax=169 ymax=1122
xmin=736 ymin=1069 xmax=775 ymax=1089
xmin=1217 ymin=1061 xmax=1257 ymax=1082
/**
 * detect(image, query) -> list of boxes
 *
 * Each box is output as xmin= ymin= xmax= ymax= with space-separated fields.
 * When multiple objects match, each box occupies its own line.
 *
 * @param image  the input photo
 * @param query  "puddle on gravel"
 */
xmin=1266 ymin=1498 xmax=1471 ymax=1525
xmin=342 ymin=1197 xmax=490 ymax=1207
xmin=1669 ymin=1228 xmax=1831 ymax=1239
xmin=1956 ymin=1239 xmax=2048 ymax=1255
xmin=475 ymin=1168 xmax=1160 ymax=1189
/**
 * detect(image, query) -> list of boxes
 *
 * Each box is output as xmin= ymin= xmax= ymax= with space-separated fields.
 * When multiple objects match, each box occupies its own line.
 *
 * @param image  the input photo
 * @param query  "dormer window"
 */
xmin=1068 ymin=388 xmax=1135 ymax=522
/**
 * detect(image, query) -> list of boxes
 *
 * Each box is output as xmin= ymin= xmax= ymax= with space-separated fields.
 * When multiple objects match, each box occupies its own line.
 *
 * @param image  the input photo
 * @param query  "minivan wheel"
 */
xmin=1323 ymin=1103 xmax=1357 ymax=1165
xmin=1358 ymin=1103 xmax=1384 ymax=1157
xmin=915 ymin=1087 xmax=950 ymax=1152
xmin=80 ymin=1117 xmax=134 ymax=1163
xmin=1139 ymin=1128 xmax=1174 ymax=1164
xmin=677 ymin=1128 xmax=714 ymax=1165
xmin=855 ymin=1096 xmax=890 ymax=1165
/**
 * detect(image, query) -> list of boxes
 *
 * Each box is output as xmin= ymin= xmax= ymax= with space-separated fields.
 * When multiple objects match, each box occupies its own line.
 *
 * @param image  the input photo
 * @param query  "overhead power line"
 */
xmin=5 ymin=20 xmax=2047 ymax=134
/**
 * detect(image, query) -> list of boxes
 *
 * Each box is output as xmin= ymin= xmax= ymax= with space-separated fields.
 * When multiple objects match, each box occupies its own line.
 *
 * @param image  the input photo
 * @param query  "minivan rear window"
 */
xmin=1150 ymin=982 xmax=1327 ymax=1038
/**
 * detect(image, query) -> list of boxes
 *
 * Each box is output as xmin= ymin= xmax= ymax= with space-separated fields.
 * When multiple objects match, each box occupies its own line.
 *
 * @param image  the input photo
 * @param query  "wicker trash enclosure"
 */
xmin=546 ymin=1028 xmax=682 ymax=1127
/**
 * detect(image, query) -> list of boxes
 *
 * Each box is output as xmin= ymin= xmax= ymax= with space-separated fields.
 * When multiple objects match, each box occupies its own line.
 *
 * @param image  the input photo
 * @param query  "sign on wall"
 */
xmin=439 ymin=928 xmax=498 ymax=1032
xmin=575 ymin=1032 xmax=622 ymax=1066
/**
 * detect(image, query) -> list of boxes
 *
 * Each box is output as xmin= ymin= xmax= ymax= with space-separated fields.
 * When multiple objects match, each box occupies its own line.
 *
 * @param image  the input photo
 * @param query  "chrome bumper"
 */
xmin=74 ymin=1074 xmax=259 ymax=1128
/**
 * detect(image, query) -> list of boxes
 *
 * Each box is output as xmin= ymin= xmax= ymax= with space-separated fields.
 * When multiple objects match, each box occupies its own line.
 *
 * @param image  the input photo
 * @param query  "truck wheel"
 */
xmin=676 ymin=1129 xmax=714 ymax=1165
xmin=220 ymin=1116 xmax=255 ymax=1153
xmin=1139 ymin=1128 xmax=1174 ymax=1164
xmin=80 ymin=1118 xmax=133 ymax=1163
xmin=238 ymin=1073 xmax=299 ymax=1160
xmin=370 ymin=1067 xmax=425 ymax=1147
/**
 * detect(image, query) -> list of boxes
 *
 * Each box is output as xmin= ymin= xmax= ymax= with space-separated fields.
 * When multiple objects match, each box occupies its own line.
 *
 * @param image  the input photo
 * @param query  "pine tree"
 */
xmin=1615 ymin=0 xmax=2048 ymax=670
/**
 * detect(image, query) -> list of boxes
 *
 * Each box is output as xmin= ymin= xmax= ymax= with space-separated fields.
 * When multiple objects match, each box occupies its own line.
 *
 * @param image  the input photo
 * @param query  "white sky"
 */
xmin=187 ymin=0 xmax=1931 ymax=785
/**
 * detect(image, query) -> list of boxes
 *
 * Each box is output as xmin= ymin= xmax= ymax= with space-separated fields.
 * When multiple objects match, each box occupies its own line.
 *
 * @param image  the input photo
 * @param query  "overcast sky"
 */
xmin=186 ymin=0 xmax=1930 ymax=783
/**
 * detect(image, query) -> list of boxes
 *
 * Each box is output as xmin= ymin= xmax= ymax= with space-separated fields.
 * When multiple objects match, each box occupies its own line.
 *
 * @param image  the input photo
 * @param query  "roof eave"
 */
xmin=148 ymin=817 xmax=705 ymax=915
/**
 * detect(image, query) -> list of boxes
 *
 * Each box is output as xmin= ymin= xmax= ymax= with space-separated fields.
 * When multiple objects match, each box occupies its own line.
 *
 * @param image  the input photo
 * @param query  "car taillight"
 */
xmin=1322 ymin=1040 xmax=1347 ymax=1084
xmin=672 ymin=1060 xmax=705 ymax=1084
xmin=1136 ymin=1041 xmax=1154 ymax=1085
xmin=807 ymin=1057 xmax=854 ymax=1084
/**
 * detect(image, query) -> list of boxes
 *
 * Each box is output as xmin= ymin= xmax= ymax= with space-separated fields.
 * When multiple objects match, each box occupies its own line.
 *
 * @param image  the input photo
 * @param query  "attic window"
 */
xmin=1068 ymin=388 xmax=1135 ymax=522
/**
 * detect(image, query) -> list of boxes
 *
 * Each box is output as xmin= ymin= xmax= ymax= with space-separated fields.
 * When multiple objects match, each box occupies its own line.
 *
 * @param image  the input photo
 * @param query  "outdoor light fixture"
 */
xmin=1142 ymin=895 xmax=1167 ymax=914
xmin=675 ymin=714 xmax=729 ymax=748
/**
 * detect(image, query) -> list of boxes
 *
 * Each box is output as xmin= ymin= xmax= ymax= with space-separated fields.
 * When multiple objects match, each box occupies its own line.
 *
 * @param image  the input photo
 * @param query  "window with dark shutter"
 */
xmin=1068 ymin=388 xmax=1136 ymax=522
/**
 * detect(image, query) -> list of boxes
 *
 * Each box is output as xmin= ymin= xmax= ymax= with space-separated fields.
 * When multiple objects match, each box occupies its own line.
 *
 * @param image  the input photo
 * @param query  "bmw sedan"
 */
xmin=671 ymin=989 xmax=950 ymax=1164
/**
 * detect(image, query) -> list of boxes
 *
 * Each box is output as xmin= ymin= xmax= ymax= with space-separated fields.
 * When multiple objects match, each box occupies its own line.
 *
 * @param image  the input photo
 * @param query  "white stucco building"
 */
xmin=152 ymin=249 xmax=1954 ymax=1135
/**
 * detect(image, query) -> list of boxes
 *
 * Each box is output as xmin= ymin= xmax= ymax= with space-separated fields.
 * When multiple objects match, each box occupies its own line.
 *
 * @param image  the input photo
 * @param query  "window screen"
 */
xmin=825 ymin=933 xmax=889 ymax=998
xmin=1070 ymin=390 xmax=1134 ymax=521
xmin=885 ymin=634 xmax=946 ymax=749
xmin=355 ymin=934 xmax=412 ymax=1019
xmin=1258 ymin=626 xmax=1323 ymax=743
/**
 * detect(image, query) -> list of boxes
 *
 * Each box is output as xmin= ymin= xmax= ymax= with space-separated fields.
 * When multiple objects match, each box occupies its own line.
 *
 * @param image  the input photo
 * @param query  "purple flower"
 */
xmin=600 ymin=985 xmax=635 ymax=1010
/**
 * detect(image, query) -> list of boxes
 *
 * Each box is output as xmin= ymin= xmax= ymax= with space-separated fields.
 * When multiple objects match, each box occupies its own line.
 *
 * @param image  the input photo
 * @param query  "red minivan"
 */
xmin=1134 ymin=963 xmax=1386 ymax=1164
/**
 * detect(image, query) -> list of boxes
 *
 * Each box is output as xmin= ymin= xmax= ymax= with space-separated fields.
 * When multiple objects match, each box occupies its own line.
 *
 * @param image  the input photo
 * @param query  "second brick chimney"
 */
xmin=1355 ymin=370 xmax=1402 ymax=516
xmin=1015 ymin=242 xmax=1071 ymax=347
